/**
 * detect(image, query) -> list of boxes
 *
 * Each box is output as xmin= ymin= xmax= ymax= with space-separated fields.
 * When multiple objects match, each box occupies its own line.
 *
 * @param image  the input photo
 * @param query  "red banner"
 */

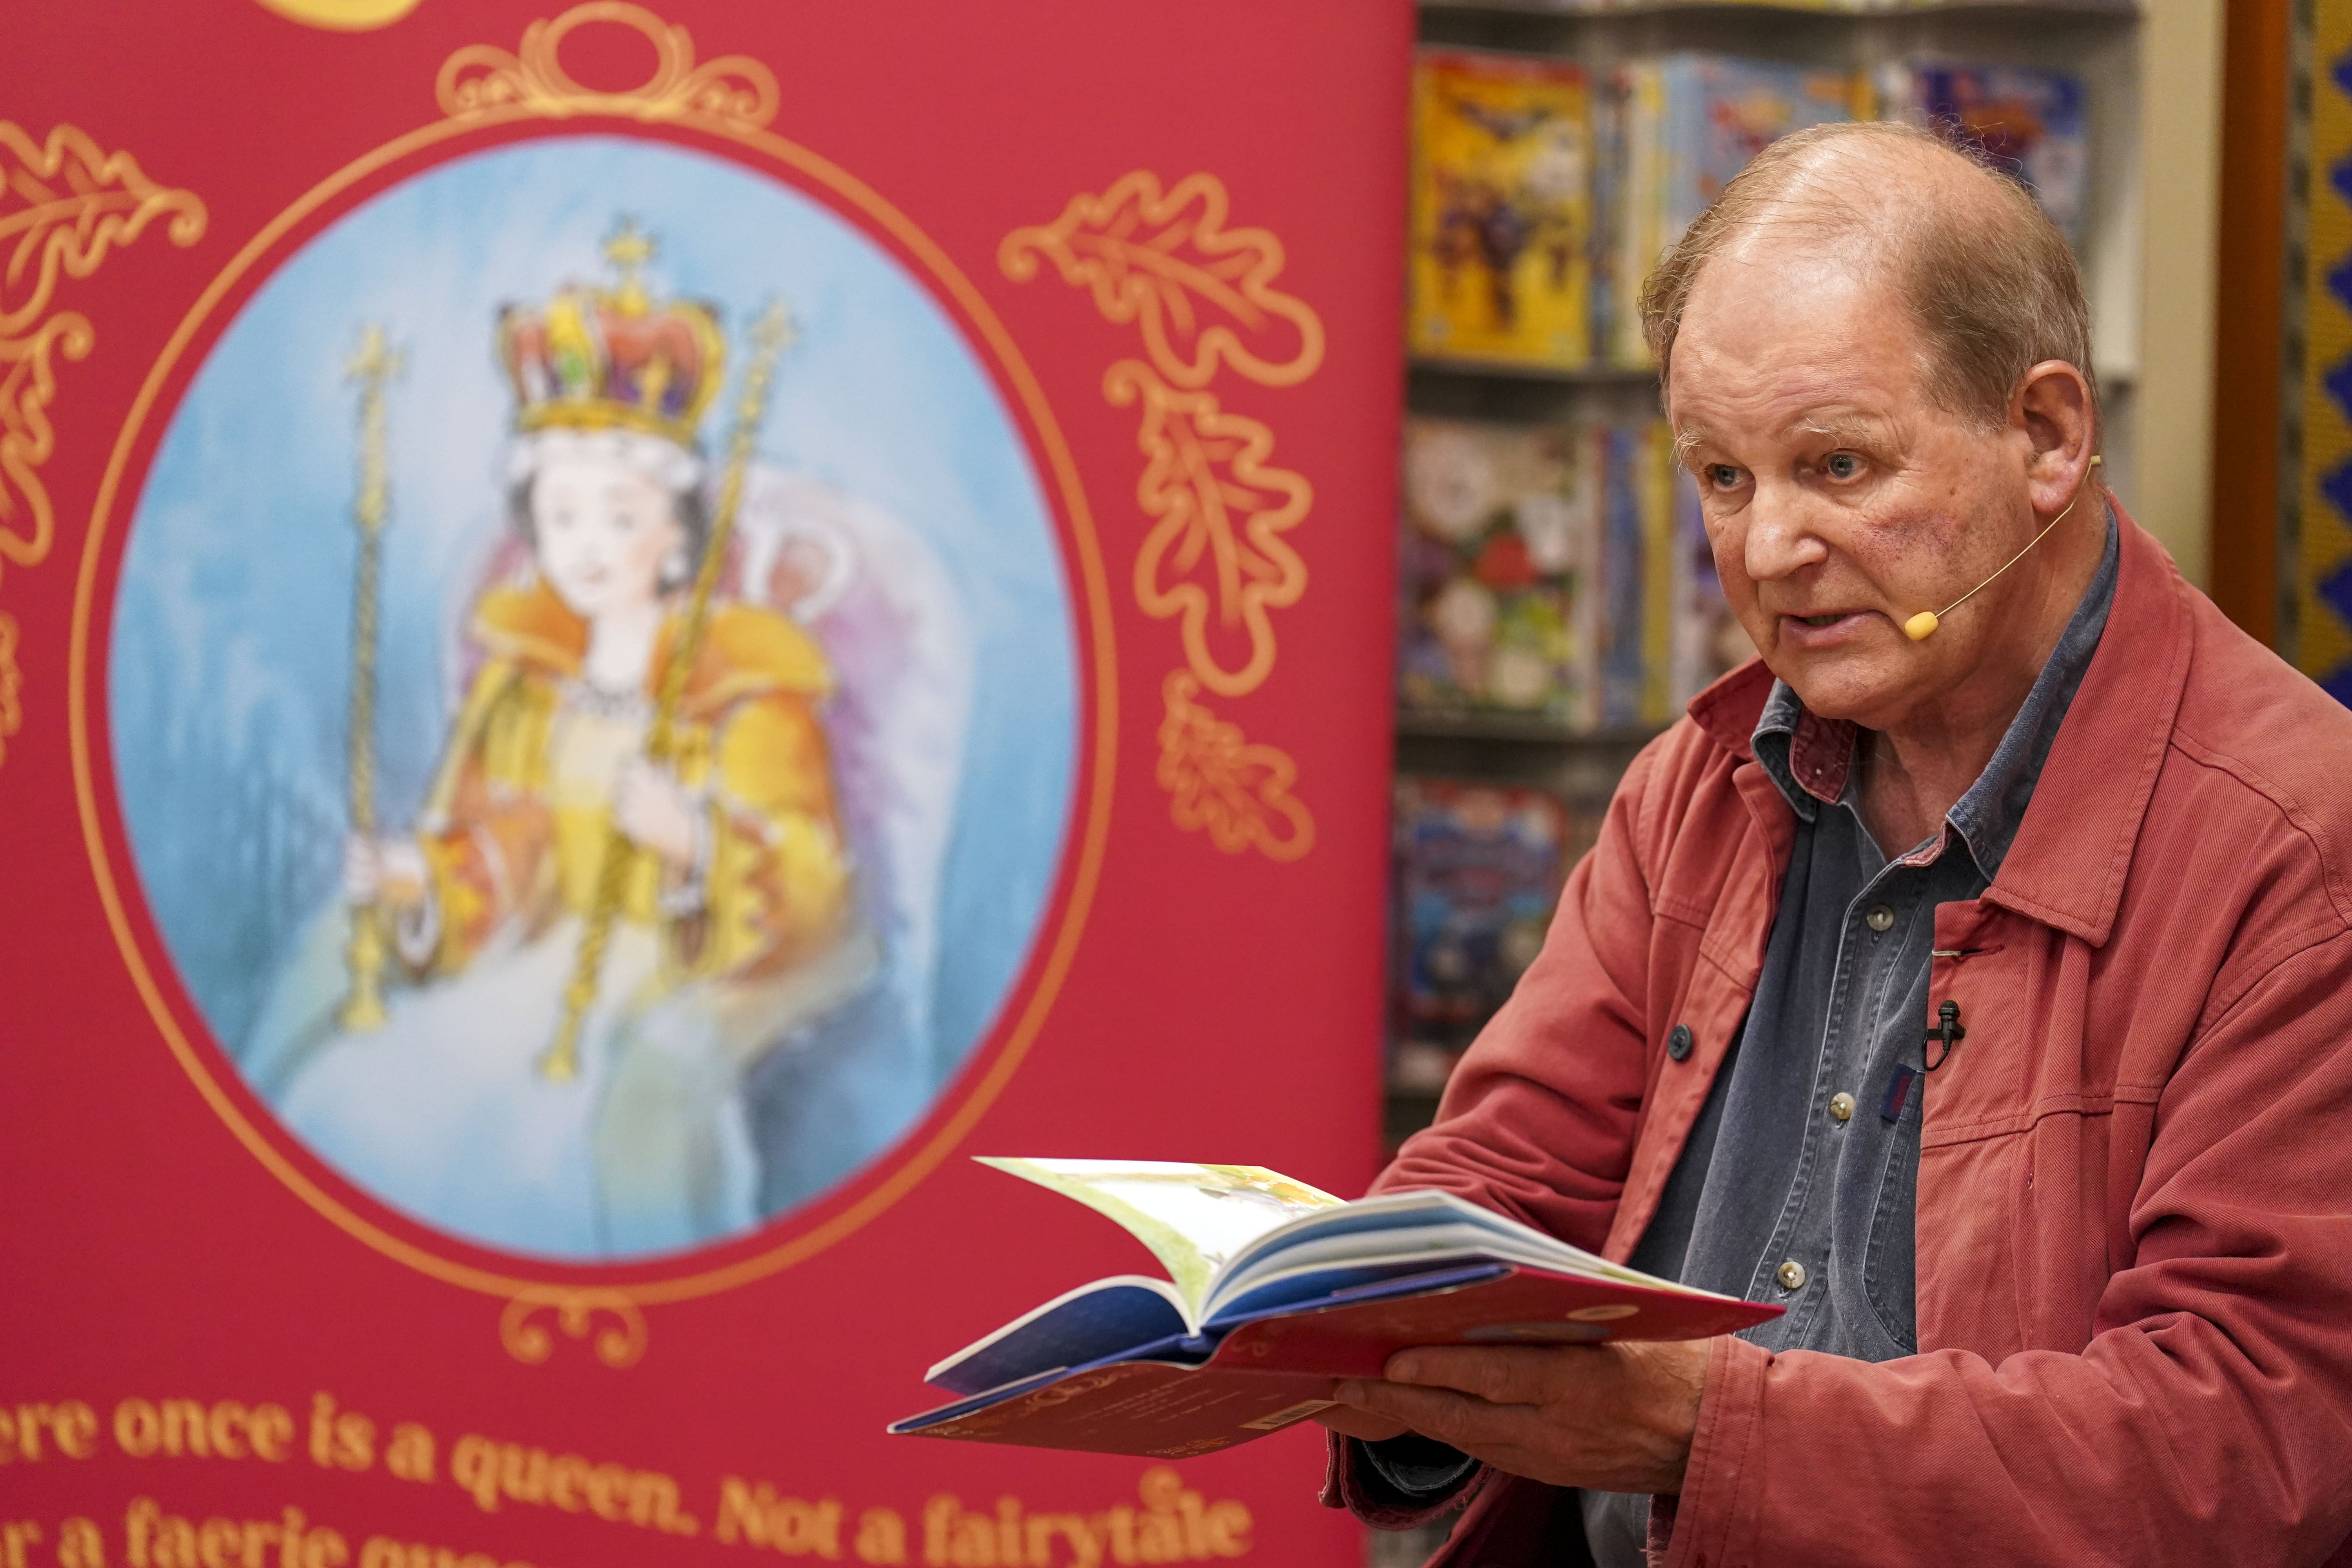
xmin=0 ymin=4 xmax=1407 ymax=1565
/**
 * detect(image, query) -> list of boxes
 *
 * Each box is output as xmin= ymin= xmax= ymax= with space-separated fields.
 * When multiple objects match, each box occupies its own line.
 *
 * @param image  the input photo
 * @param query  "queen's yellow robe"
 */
xmin=278 ymin=582 xmax=875 ymax=1257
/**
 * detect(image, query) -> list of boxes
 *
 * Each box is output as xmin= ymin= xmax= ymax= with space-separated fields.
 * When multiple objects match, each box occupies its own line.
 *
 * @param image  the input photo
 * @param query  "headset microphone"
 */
xmin=1902 ymin=455 xmax=2102 ymax=642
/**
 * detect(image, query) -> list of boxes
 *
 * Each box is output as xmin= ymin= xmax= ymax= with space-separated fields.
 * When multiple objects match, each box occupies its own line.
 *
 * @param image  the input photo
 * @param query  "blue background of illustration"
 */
xmin=109 ymin=136 xmax=1077 ymax=1248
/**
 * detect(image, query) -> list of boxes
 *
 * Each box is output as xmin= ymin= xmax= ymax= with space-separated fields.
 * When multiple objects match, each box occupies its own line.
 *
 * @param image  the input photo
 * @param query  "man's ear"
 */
xmin=2013 ymin=359 xmax=2096 ymax=508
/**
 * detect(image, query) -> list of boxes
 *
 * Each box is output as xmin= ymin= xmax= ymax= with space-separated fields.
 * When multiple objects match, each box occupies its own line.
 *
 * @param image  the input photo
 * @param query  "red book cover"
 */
xmin=890 ymin=1162 xmax=1779 ymax=1458
xmin=897 ymin=1267 xmax=1779 ymax=1459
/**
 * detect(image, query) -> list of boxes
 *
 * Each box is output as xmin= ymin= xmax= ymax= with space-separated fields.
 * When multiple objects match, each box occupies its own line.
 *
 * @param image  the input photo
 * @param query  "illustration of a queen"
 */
xmin=263 ymin=229 xmax=912 ymax=1259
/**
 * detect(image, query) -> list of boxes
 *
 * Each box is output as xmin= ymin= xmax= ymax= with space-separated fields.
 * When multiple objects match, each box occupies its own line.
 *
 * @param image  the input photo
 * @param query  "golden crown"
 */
xmin=496 ymin=219 xmax=725 ymax=448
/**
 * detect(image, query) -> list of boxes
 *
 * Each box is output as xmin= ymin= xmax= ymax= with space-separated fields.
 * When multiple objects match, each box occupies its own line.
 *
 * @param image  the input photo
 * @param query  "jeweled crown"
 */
xmin=497 ymin=219 xmax=724 ymax=448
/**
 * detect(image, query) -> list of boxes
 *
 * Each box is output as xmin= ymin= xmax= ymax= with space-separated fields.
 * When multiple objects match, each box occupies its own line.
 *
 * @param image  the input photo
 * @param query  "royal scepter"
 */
xmin=339 ymin=324 xmax=402 ymax=1032
xmin=538 ymin=301 xmax=795 ymax=1083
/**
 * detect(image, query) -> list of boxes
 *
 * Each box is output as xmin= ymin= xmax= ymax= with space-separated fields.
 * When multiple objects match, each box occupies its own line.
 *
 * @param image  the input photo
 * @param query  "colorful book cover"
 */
xmin=1398 ymin=417 xmax=1600 ymax=724
xmin=1411 ymin=49 xmax=1596 ymax=368
xmin=1392 ymin=778 xmax=1573 ymax=1037
xmin=1606 ymin=55 xmax=1856 ymax=366
xmin=1878 ymin=62 xmax=2089 ymax=246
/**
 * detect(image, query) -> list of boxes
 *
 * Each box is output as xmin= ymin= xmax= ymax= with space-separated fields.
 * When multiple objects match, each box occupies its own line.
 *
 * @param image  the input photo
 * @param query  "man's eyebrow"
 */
xmin=1795 ymin=411 xmax=1894 ymax=445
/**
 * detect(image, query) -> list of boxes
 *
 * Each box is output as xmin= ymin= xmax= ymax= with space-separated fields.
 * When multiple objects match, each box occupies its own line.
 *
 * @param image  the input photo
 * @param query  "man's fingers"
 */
xmin=1385 ymin=1345 xmax=1596 ymax=1405
xmin=1333 ymin=1377 xmax=1531 ymax=1453
xmin=1310 ymin=1397 xmax=1410 ymax=1442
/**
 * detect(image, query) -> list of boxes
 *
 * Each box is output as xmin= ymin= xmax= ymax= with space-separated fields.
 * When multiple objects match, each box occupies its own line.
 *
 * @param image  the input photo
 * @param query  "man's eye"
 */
xmin=1826 ymin=453 xmax=1862 ymax=480
xmin=1708 ymin=465 xmax=1741 ymax=489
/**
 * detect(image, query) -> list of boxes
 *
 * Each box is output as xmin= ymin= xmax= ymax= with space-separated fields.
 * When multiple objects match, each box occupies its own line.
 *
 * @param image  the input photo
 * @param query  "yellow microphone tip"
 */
xmin=1903 ymin=611 xmax=1940 ymax=641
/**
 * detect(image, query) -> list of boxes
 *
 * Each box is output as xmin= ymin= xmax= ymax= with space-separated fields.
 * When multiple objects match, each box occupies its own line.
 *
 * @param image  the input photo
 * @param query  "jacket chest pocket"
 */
xmin=1922 ymin=906 xmax=2098 ymax=1133
xmin=1916 ymin=906 xmax=2111 ymax=1352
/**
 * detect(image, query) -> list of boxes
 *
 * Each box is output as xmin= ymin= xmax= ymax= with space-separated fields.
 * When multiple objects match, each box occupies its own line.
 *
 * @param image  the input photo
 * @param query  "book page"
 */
xmin=976 ymin=1159 xmax=1345 ymax=1318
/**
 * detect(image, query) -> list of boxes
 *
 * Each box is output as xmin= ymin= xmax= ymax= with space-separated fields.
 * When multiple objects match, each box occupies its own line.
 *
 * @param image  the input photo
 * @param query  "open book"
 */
xmin=889 ymin=1159 xmax=1780 ymax=1458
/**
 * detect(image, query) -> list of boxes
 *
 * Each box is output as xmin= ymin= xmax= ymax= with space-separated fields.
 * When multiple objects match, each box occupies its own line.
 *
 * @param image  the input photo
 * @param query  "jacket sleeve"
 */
xmin=1665 ymin=929 xmax=2352 ymax=1568
xmin=1324 ymin=743 xmax=1665 ymax=1528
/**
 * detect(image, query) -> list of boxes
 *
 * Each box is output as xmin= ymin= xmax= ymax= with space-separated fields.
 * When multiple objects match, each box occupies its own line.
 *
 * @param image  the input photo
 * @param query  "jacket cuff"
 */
xmin=1364 ymin=1434 xmax=1480 ymax=1495
xmin=1659 ymin=1334 xmax=1770 ymax=1568
xmin=1319 ymin=1431 xmax=1485 ymax=1530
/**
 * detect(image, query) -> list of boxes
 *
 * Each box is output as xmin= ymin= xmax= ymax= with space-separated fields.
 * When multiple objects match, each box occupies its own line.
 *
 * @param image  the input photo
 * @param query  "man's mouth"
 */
xmin=1799 ymin=613 xmax=1844 ymax=627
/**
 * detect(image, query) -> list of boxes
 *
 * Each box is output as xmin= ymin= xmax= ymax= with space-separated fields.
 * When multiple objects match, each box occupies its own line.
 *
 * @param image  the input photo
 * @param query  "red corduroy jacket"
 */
xmin=1325 ymin=514 xmax=2352 ymax=1567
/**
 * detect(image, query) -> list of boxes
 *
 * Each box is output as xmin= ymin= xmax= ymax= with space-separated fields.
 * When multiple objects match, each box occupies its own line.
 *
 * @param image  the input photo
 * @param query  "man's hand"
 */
xmin=1317 ymin=1338 xmax=1713 ymax=1495
xmin=1310 ymin=1405 xmax=1409 ymax=1443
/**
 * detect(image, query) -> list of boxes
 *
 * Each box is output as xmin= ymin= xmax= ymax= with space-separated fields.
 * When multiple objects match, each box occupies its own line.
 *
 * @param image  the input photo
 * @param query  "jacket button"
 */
xmin=1667 ymin=1024 xmax=1694 ymax=1062
xmin=1865 ymin=904 xmax=1895 ymax=932
xmin=1828 ymin=1092 xmax=1855 ymax=1122
xmin=1776 ymin=1260 xmax=1808 ymax=1292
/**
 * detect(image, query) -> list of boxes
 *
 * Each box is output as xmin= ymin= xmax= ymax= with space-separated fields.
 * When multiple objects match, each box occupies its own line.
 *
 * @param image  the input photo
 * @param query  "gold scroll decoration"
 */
xmin=498 ymin=1287 xmax=650 ymax=1370
xmin=1003 ymin=172 xmax=1322 ymax=859
xmin=437 ymin=0 xmax=779 ymax=132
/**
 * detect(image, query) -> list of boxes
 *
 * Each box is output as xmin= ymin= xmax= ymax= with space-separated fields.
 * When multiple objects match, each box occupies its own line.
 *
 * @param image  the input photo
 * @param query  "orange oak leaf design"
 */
xmin=1109 ymin=359 xmax=1309 ymax=699
xmin=0 ymin=121 xmax=206 ymax=588
xmin=436 ymin=1 xmax=778 ymax=131
xmin=1155 ymin=670 xmax=1314 ymax=862
xmin=1001 ymin=170 xmax=1325 ymax=391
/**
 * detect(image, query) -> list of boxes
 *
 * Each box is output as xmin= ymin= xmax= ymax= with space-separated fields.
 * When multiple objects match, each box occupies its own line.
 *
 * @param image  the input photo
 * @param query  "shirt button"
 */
xmin=1776 ymin=1260 xmax=1808 ymax=1292
xmin=1666 ymin=1024 xmax=1694 ymax=1062
xmin=1865 ymin=904 xmax=1895 ymax=932
xmin=1829 ymin=1091 xmax=1855 ymax=1122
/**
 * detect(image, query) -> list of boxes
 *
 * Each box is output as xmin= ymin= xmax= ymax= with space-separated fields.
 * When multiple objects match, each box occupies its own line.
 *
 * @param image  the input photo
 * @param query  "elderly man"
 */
xmin=1318 ymin=123 xmax=2352 ymax=1566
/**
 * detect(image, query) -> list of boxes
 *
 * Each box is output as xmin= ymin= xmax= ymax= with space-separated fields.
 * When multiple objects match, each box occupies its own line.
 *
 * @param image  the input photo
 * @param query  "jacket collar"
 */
xmin=1681 ymin=503 xmax=2189 ymax=947
xmin=1982 ymin=505 xmax=2189 ymax=945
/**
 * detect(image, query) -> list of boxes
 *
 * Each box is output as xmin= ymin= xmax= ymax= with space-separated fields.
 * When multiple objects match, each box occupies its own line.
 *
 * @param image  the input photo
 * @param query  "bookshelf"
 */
xmin=1380 ymin=0 xmax=2223 ymax=1151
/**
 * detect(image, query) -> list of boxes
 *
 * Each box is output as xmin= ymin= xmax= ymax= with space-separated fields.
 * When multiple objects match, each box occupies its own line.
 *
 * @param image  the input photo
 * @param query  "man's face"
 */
xmin=1668 ymin=244 xmax=2033 ymax=733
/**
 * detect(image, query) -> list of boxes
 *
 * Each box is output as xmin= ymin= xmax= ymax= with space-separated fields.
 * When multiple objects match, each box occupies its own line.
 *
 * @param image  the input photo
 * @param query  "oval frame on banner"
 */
xmin=65 ymin=2 xmax=1118 ymax=1353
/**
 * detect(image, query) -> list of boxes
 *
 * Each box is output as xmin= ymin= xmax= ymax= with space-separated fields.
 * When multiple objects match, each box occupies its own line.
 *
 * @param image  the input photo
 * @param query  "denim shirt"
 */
xmin=1372 ymin=517 xmax=2120 ymax=1567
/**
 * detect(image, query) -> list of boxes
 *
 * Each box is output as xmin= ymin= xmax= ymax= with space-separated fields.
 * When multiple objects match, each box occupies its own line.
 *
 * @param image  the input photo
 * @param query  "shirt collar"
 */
xmin=1750 ymin=511 xmax=2121 ymax=871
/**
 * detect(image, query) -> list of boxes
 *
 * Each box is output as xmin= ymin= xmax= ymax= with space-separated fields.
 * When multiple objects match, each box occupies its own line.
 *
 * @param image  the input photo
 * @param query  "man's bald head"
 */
xmin=1641 ymin=122 xmax=2094 ymax=436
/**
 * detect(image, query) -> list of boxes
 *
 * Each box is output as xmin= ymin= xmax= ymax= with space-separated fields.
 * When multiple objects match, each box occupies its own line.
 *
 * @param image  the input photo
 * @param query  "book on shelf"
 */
xmin=1400 ymin=415 xmax=1741 ymax=730
xmin=1873 ymin=62 xmax=2089 ymax=246
xmin=1407 ymin=50 xmax=2096 ymax=372
xmin=889 ymin=1160 xmax=1780 ymax=1458
xmin=1410 ymin=49 xmax=1597 ymax=370
xmin=1601 ymin=55 xmax=1857 ymax=367
xmin=1399 ymin=416 xmax=1601 ymax=725
xmin=1392 ymin=777 xmax=1586 ymax=1055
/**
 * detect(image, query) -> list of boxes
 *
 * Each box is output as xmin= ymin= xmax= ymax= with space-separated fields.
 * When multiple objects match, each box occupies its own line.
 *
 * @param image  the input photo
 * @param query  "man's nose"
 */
xmin=1742 ymin=484 xmax=1829 ymax=583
